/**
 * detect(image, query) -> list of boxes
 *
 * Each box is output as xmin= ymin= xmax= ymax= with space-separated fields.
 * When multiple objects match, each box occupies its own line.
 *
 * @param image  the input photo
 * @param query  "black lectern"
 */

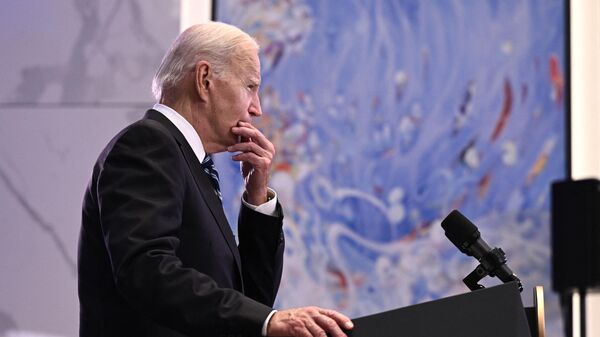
xmin=348 ymin=282 xmax=533 ymax=337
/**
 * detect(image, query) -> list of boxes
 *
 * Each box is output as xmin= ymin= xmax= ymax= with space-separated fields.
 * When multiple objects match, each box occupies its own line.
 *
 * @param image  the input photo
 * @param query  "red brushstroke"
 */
xmin=549 ymin=54 xmax=564 ymax=103
xmin=491 ymin=79 xmax=512 ymax=142
xmin=327 ymin=266 xmax=348 ymax=289
xmin=478 ymin=173 xmax=491 ymax=198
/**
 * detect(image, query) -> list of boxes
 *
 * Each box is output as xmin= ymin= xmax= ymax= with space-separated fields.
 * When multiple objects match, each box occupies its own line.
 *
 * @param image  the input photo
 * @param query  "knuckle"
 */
xmin=306 ymin=307 xmax=318 ymax=315
xmin=324 ymin=318 xmax=337 ymax=329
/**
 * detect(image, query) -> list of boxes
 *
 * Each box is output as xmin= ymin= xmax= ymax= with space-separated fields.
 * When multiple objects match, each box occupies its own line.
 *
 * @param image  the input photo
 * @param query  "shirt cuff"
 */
xmin=242 ymin=188 xmax=278 ymax=216
xmin=262 ymin=310 xmax=277 ymax=336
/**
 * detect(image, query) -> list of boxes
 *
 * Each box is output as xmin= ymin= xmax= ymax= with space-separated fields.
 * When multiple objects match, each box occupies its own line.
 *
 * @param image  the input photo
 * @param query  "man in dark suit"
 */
xmin=78 ymin=22 xmax=353 ymax=337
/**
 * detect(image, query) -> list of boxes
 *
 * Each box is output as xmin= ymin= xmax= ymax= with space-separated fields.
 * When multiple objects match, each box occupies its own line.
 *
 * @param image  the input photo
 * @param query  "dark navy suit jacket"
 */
xmin=78 ymin=110 xmax=284 ymax=336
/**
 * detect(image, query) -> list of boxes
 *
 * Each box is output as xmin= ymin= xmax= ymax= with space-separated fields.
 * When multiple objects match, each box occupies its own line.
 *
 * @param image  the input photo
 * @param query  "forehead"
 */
xmin=234 ymin=45 xmax=260 ymax=80
xmin=244 ymin=54 xmax=261 ymax=82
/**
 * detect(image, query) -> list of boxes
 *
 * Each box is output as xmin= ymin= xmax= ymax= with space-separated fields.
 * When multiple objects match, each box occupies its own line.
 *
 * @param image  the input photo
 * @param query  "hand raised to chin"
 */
xmin=227 ymin=121 xmax=275 ymax=205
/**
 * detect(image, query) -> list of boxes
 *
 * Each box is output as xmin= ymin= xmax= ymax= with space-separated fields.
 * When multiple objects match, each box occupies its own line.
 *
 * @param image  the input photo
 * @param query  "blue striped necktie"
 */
xmin=201 ymin=155 xmax=222 ymax=201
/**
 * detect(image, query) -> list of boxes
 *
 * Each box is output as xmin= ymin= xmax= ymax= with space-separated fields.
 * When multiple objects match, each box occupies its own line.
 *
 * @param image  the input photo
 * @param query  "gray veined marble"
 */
xmin=0 ymin=36 xmax=162 ymax=337
xmin=0 ymin=165 xmax=76 ymax=276
xmin=0 ymin=0 xmax=180 ymax=105
xmin=0 ymin=106 xmax=146 ymax=336
xmin=0 ymin=1 xmax=180 ymax=336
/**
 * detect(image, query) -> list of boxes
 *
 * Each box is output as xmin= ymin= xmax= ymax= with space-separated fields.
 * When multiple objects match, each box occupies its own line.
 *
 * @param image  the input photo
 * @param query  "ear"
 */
xmin=195 ymin=60 xmax=211 ymax=102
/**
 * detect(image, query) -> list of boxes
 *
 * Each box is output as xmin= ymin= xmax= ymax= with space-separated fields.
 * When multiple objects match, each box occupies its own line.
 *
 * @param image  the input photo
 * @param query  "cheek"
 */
xmin=235 ymin=94 xmax=252 ymax=114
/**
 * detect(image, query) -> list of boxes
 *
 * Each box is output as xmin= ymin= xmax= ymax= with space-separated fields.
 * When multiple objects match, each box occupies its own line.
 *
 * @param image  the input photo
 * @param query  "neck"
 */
xmin=160 ymin=96 xmax=193 ymax=122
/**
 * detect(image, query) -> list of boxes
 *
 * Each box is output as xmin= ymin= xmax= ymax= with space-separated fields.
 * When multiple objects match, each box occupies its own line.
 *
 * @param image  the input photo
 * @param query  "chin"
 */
xmin=230 ymin=133 xmax=241 ymax=144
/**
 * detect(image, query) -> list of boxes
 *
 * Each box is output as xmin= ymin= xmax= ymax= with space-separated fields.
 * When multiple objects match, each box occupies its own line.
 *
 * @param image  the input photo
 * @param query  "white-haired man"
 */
xmin=78 ymin=21 xmax=353 ymax=337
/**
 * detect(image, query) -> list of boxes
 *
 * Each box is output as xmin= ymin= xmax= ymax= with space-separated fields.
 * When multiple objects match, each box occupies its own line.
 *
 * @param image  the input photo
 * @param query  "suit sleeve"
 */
xmin=238 ymin=203 xmax=285 ymax=306
xmin=96 ymin=121 xmax=271 ymax=336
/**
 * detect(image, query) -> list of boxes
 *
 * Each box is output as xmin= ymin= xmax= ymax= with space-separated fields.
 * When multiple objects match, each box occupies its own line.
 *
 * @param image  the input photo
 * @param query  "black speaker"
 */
xmin=551 ymin=179 xmax=600 ymax=292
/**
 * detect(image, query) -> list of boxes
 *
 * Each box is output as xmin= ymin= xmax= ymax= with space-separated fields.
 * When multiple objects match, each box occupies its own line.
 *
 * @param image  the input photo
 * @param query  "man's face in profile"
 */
xmin=206 ymin=48 xmax=262 ymax=150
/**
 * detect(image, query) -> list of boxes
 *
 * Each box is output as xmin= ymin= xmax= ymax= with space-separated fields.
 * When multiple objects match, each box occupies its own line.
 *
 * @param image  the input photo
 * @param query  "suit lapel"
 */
xmin=144 ymin=110 xmax=243 ymax=280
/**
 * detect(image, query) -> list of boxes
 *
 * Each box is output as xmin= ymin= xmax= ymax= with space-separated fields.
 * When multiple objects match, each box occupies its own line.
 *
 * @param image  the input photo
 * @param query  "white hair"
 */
xmin=151 ymin=21 xmax=259 ymax=100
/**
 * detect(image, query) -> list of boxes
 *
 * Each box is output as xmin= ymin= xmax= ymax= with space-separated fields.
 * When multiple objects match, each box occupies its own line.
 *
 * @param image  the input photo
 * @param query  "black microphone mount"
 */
xmin=441 ymin=210 xmax=523 ymax=292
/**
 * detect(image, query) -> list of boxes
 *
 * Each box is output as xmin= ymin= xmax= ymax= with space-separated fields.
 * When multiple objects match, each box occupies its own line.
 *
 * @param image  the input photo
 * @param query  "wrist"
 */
xmin=246 ymin=188 xmax=270 ymax=205
xmin=263 ymin=310 xmax=277 ymax=336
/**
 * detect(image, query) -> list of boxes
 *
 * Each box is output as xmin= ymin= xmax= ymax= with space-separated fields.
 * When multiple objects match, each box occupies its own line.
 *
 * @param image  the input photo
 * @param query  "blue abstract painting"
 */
xmin=215 ymin=0 xmax=566 ymax=335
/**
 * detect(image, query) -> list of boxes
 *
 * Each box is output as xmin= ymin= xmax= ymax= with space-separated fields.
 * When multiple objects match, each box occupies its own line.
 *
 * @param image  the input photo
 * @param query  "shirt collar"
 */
xmin=152 ymin=103 xmax=206 ymax=163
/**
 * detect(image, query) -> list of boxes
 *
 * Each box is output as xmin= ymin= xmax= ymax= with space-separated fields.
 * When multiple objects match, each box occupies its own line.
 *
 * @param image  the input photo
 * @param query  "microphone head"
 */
xmin=441 ymin=210 xmax=480 ymax=255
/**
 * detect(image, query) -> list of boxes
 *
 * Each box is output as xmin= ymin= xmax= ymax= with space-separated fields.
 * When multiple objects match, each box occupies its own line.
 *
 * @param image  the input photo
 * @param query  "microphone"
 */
xmin=441 ymin=209 xmax=522 ymax=292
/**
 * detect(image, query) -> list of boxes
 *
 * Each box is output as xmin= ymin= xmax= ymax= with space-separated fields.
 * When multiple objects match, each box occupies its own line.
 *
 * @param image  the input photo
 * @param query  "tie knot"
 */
xmin=202 ymin=155 xmax=216 ymax=169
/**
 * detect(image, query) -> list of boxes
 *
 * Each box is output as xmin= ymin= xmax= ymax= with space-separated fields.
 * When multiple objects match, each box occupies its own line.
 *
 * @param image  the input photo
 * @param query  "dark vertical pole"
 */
xmin=562 ymin=2 xmax=575 ymax=337
xmin=211 ymin=0 xmax=217 ymax=21
xmin=580 ymin=288 xmax=587 ymax=337
xmin=565 ymin=0 xmax=572 ymax=180
xmin=560 ymin=292 xmax=573 ymax=337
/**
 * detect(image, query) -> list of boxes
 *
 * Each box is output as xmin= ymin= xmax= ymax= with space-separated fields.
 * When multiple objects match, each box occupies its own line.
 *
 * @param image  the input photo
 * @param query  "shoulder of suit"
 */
xmin=98 ymin=118 xmax=180 ymax=162
xmin=119 ymin=118 xmax=177 ymax=144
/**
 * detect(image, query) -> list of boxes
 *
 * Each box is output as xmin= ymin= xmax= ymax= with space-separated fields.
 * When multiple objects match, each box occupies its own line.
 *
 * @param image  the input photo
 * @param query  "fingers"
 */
xmin=319 ymin=309 xmax=354 ymax=331
xmin=228 ymin=121 xmax=275 ymax=203
xmin=228 ymin=141 xmax=272 ymax=160
xmin=231 ymin=151 xmax=269 ymax=167
xmin=227 ymin=122 xmax=274 ymax=172
xmin=304 ymin=319 xmax=326 ymax=337
xmin=230 ymin=121 xmax=275 ymax=154
xmin=314 ymin=314 xmax=345 ymax=337
xmin=267 ymin=307 xmax=353 ymax=337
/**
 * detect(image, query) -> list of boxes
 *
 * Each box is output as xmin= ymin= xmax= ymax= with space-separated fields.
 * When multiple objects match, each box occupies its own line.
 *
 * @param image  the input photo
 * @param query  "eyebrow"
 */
xmin=247 ymin=77 xmax=261 ymax=86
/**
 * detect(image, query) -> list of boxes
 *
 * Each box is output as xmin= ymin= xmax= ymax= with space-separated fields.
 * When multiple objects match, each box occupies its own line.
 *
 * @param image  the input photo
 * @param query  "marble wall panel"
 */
xmin=0 ymin=106 xmax=147 ymax=336
xmin=0 ymin=0 xmax=179 ymax=104
xmin=0 ymin=1 xmax=180 ymax=334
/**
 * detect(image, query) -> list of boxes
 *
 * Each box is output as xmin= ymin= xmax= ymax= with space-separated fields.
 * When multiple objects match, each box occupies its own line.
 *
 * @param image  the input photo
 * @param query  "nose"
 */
xmin=249 ymin=92 xmax=262 ymax=117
